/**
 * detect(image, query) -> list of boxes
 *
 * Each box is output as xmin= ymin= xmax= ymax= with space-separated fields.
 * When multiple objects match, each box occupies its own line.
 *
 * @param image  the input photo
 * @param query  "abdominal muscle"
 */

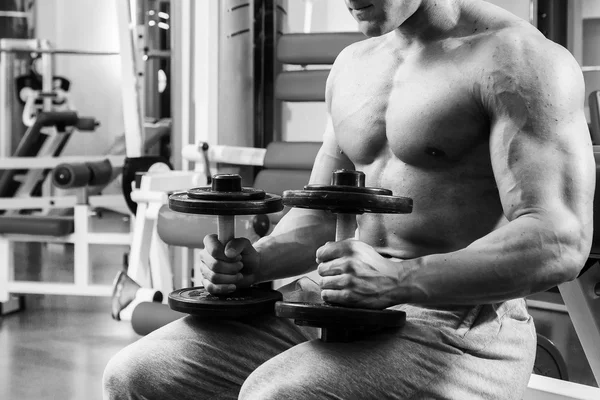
xmin=355 ymin=162 xmax=505 ymax=260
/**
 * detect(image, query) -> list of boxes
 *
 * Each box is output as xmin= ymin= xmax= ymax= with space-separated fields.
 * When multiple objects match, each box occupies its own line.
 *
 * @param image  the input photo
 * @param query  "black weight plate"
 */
xmin=534 ymin=334 xmax=569 ymax=380
xmin=282 ymin=190 xmax=412 ymax=214
xmin=187 ymin=186 xmax=266 ymax=201
xmin=169 ymin=287 xmax=282 ymax=318
xmin=304 ymin=184 xmax=392 ymax=196
xmin=275 ymin=301 xmax=406 ymax=328
xmin=169 ymin=192 xmax=284 ymax=215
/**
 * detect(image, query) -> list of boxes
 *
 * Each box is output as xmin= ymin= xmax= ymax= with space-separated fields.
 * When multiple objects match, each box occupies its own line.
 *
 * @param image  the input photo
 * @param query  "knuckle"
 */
xmin=204 ymin=281 xmax=227 ymax=295
xmin=199 ymin=249 xmax=210 ymax=262
xmin=340 ymin=290 xmax=354 ymax=302
xmin=206 ymin=246 xmax=221 ymax=258
xmin=238 ymin=237 xmax=252 ymax=247
xmin=214 ymin=261 xmax=242 ymax=274
xmin=341 ymin=261 xmax=354 ymax=273
xmin=212 ymin=273 xmax=236 ymax=284
xmin=211 ymin=262 xmax=227 ymax=273
xmin=317 ymin=263 xmax=326 ymax=275
xmin=213 ymin=285 xmax=233 ymax=295
xmin=211 ymin=274 xmax=226 ymax=284
xmin=203 ymin=280 xmax=215 ymax=292
xmin=201 ymin=268 xmax=215 ymax=281
xmin=341 ymin=274 xmax=353 ymax=287
xmin=203 ymin=234 xmax=217 ymax=247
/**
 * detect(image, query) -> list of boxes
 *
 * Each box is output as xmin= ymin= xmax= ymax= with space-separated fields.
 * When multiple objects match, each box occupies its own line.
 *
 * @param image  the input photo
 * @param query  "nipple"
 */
xmin=425 ymin=146 xmax=445 ymax=158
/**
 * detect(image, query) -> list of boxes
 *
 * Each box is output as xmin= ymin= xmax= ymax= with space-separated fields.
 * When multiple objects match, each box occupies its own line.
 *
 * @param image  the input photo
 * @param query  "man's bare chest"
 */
xmin=330 ymin=57 xmax=490 ymax=168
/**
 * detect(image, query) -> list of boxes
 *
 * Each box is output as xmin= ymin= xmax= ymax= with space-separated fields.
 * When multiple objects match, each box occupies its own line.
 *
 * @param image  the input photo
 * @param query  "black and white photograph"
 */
xmin=1 ymin=1 xmax=600 ymax=399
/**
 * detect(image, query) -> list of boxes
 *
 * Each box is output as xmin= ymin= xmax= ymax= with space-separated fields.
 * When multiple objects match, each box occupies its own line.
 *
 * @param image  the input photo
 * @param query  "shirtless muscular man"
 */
xmin=104 ymin=1 xmax=594 ymax=399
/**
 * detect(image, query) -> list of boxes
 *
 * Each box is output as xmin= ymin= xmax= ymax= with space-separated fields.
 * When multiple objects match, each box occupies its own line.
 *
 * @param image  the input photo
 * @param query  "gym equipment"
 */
xmin=275 ymin=169 xmax=412 ymax=342
xmin=0 ymin=111 xmax=106 ymax=235
xmin=169 ymin=174 xmax=283 ymax=215
xmin=131 ymin=301 xmax=185 ymax=336
xmin=53 ymin=159 xmax=118 ymax=189
xmin=16 ymin=74 xmax=76 ymax=127
xmin=121 ymin=156 xmax=172 ymax=214
xmin=275 ymin=301 xmax=407 ymax=342
xmin=0 ymin=74 xmax=131 ymax=305
xmin=110 ymin=270 xmax=163 ymax=321
xmin=169 ymin=287 xmax=282 ymax=319
xmin=534 ymin=334 xmax=569 ymax=381
xmin=158 ymin=141 xmax=321 ymax=289
xmin=275 ymin=32 xmax=365 ymax=103
xmin=16 ymin=74 xmax=71 ymax=106
xmin=123 ymin=160 xmax=179 ymax=295
xmin=167 ymin=174 xmax=284 ymax=318
xmin=0 ymin=111 xmax=85 ymax=201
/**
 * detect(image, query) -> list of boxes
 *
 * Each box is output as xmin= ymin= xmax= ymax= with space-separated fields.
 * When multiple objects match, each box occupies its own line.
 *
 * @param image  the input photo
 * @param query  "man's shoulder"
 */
xmin=477 ymin=22 xmax=575 ymax=72
xmin=325 ymin=35 xmax=379 ymax=102
xmin=476 ymin=23 xmax=585 ymax=115
xmin=333 ymin=35 xmax=380 ymax=65
xmin=469 ymin=21 xmax=584 ymax=103
xmin=326 ymin=36 xmax=382 ymax=79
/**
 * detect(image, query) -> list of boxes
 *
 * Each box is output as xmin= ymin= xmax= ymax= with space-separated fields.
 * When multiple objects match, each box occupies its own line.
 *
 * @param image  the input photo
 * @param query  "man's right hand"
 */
xmin=199 ymin=234 xmax=261 ymax=294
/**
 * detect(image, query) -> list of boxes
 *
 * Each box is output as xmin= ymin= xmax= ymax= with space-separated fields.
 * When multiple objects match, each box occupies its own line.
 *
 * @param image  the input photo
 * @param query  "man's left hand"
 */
xmin=316 ymin=240 xmax=401 ymax=309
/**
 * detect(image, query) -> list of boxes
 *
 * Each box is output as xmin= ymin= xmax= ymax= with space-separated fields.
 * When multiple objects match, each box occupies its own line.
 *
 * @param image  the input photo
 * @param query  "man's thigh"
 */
xmin=103 ymin=279 xmax=320 ymax=400
xmin=240 ymin=299 xmax=537 ymax=400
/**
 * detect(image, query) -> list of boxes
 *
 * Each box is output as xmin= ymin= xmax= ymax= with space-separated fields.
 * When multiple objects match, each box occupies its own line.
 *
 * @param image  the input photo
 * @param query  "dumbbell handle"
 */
xmin=221 ymin=211 xmax=356 ymax=243
xmin=336 ymin=213 xmax=358 ymax=241
xmin=218 ymin=215 xmax=235 ymax=244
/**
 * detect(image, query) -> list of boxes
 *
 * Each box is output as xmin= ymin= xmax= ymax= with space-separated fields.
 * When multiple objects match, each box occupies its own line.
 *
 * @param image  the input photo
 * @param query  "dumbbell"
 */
xmin=167 ymin=174 xmax=284 ymax=319
xmin=275 ymin=169 xmax=413 ymax=342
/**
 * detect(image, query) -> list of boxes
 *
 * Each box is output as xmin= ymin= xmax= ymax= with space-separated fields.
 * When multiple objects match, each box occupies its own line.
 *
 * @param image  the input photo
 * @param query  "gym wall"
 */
xmin=35 ymin=0 xmax=123 ymax=158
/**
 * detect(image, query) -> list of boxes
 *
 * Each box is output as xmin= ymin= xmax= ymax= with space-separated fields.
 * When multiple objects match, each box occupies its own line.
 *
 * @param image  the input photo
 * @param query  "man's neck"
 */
xmin=391 ymin=0 xmax=463 ymax=47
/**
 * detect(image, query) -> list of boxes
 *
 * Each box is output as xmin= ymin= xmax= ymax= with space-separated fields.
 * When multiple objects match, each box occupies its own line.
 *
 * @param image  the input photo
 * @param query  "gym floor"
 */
xmin=0 ymin=212 xmax=138 ymax=400
xmin=0 ymin=213 xmax=598 ymax=400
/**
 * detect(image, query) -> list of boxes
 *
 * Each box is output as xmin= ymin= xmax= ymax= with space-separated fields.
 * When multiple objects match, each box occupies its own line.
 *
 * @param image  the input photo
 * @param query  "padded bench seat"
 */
xmin=0 ymin=215 xmax=75 ymax=236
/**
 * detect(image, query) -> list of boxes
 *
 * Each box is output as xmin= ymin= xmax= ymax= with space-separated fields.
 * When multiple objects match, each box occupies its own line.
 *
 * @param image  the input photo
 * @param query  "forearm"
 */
xmin=398 ymin=214 xmax=589 ymax=305
xmin=253 ymin=208 xmax=336 ymax=283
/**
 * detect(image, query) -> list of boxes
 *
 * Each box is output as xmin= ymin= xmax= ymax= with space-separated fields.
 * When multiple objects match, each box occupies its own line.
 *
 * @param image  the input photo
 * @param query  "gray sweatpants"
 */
xmin=103 ymin=277 xmax=536 ymax=400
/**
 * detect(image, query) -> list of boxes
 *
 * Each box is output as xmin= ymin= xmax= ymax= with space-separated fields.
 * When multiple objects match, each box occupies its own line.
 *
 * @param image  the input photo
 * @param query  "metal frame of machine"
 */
xmin=0 ymin=38 xmax=132 ymax=304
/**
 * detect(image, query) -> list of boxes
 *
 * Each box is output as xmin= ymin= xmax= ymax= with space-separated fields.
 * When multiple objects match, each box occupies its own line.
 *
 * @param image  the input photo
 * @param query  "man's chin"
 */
xmin=357 ymin=22 xmax=389 ymax=37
